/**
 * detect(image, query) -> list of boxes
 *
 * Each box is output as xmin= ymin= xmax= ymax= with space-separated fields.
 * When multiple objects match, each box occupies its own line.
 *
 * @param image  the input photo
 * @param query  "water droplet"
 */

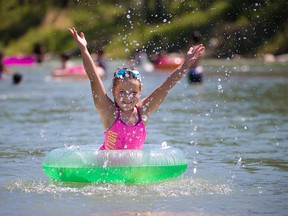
xmin=142 ymin=115 xmax=148 ymax=122
xmin=161 ymin=141 xmax=169 ymax=149
xmin=103 ymin=160 xmax=108 ymax=168
xmin=193 ymin=168 xmax=197 ymax=174
xmin=218 ymin=84 xmax=223 ymax=92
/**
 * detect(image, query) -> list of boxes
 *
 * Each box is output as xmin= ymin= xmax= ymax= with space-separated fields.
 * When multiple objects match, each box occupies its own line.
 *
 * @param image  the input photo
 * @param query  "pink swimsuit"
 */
xmin=99 ymin=106 xmax=146 ymax=150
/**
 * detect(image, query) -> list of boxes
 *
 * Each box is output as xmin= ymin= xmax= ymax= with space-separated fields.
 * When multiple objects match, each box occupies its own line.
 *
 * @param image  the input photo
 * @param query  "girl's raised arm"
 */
xmin=68 ymin=28 xmax=114 ymax=127
xmin=139 ymin=44 xmax=205 ymax=119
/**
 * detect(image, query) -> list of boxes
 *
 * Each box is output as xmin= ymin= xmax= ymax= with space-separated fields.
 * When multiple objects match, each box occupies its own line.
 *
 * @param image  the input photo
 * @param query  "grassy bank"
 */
xmin=0 ymin=0 xmax=287 ymax=58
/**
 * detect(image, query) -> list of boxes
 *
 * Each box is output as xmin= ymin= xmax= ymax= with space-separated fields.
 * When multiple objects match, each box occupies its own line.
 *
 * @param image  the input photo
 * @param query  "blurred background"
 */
xmin=0 ymin=0 xmax=287 ymax=59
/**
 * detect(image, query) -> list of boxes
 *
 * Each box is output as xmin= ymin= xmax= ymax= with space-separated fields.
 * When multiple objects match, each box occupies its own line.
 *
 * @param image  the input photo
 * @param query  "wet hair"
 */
xmin=60 ymin=53 xmax=70 ymax=61
xmin=112 ymin=67 xmax=142 ymax=91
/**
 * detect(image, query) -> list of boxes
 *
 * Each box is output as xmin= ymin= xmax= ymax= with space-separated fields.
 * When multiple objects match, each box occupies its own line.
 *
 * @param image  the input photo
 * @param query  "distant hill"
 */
xmin=0 ymin=0 xmax=287 ymax=59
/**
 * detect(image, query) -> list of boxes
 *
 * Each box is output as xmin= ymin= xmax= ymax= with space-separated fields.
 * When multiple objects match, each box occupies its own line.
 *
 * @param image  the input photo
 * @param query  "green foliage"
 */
xmin=0 ymin=1 xmax=46 ymax=46
xmin=0 ymin=0 xmax=287 ymax=58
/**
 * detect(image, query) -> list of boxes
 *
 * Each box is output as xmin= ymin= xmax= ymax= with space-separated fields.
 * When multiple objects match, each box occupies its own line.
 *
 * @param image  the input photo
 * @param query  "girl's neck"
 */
xmin=119 ymin=106 xmax=138 ymax=126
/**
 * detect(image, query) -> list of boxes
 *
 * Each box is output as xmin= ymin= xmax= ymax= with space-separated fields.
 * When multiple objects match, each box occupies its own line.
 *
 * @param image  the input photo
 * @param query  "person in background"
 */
xmin=91 ymin=49 xmax=107 ymax=78
xmin=12 ymin=73 xmax=23 ymax=85
xmin=33 ymin=42 xmax=46 ymax=63
xmin=188 ymin=31 xmax=204 ymax=84
xmin=59 ymin=52 xmax=73 ymax=69
xmin=0 ymin=51 xmax=14 ymax=80
xmin=95 ymin=49 xmax=107 ymax=72
xmin=130 ymin=49 xmax=155 ymax=72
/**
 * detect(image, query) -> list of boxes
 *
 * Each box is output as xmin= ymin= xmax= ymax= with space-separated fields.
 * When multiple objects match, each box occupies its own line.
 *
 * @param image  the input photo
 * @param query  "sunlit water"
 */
xmin=0 ymin=59 xmax=287 ymax=216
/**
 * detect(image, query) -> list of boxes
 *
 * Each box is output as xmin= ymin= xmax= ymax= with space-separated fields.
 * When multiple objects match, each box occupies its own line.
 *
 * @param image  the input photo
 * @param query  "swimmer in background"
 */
xmin=69 ymin=27 xmax=205 ymax=150
xmin=0 ymin=51 xmax=15 ymax=80
xmin=92 ymin=49 xmax=107 ymax=78
xmin=95 ymin=49 xmax=107 ymax=72
xmin=51 ymin=53 xmax=74 ymax=77
xmin=188 ymin=31 xmax=204 ymax=84
xmin=33 ymin=42 xmax=46 ymax=63
xmin=59 ymin=53 xmax=73 ymax=69
xmin=12 ymin=73 xmax=23 ymax=85
xmin=130 ymin=49 xmax=154 ymax=72
xmin=130 ymin=49 xmax=149 ymax=66
xmin=0 ymin=51 xmax=23 ymax=85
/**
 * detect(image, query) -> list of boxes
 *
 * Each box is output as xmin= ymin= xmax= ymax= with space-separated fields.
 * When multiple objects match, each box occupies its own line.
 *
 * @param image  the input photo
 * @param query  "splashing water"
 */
xmin=193 ymin=167 xmax=197 ymax=174
xmin=161 ymin=141 xmax=170 ymax=149
xmin=65 ymin=144 xmax=80 ymax=150
xmin=142 ymin=115 xmax=148 ymax=122
xmin=5 ymin=177 xmax=232 ymax=197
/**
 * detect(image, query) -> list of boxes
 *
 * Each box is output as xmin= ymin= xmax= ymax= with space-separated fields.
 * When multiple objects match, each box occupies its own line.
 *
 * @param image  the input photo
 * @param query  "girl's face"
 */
xmin=112 ymin=78 xmax=142 ymax=111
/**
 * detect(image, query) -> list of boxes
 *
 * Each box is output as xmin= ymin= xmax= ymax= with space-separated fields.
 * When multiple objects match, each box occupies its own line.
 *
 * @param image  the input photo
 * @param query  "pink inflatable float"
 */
xmin=3 ymin=56 xmax=35 ymax=66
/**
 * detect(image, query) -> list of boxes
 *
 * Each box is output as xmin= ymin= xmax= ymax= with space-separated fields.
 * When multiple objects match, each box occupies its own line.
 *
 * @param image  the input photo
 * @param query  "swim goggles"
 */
xmin=115 ymin=69 xmax=141 ymax=81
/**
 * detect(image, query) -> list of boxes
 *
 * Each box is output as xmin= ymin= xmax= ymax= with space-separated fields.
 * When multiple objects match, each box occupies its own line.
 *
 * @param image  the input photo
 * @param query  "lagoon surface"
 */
xmin=0 ymin=59 xmax=287 ymax=216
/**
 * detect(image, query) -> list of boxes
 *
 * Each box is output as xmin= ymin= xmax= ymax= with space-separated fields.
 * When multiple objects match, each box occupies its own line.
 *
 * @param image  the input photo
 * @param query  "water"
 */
xmin=1 ymin=59 xmax=287 ymax=215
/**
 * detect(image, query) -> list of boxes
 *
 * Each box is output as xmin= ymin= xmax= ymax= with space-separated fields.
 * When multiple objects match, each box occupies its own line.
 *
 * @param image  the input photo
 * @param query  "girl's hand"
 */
xmin=182 ymin=44 xmax=205 ymax=69
xmin=68 ymin=27 xmax=87 ymax=50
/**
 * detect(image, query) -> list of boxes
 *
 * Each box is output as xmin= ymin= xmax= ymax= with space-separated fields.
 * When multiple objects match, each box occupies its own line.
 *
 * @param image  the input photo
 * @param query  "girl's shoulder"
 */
xmin=137 ymin=102 xmax=150 ymax=126
xmin=99 ymin=102 xmax=119 ymax=130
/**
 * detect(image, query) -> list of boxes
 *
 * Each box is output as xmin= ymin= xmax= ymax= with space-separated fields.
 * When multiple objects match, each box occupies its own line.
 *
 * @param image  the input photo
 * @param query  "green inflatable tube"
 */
xmin=42 ymin=144 xmax=188 ymax=184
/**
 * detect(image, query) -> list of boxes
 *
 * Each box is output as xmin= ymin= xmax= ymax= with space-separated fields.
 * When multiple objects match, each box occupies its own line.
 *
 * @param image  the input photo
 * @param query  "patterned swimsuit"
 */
xmin=99 ymin=106 xmax=146 ymax=150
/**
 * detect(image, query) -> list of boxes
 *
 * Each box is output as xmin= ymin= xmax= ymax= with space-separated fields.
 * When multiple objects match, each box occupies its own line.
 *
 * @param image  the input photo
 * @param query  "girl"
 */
xmin=69 ymin=27 xmax=205 ymax=150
